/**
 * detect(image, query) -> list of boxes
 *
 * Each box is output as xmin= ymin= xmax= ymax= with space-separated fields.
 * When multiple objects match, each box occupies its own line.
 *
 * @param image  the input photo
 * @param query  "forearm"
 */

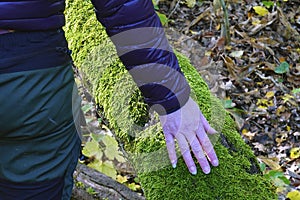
xmin=91 ymin=0 xmax=190 ymax=115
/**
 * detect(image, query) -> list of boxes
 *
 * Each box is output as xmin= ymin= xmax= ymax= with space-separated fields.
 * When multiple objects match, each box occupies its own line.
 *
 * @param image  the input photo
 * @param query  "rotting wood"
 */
xmin=72 ymin=164 xmax=145 ymax=200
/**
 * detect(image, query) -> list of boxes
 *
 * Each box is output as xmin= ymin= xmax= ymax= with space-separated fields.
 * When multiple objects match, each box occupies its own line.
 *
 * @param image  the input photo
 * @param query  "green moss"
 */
xmin=65 ymin=1 xmax=277 ymax=199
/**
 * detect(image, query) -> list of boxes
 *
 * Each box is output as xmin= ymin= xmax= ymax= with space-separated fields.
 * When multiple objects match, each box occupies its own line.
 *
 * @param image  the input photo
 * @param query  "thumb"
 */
xmin=200 ymin=112 xmax=217 ymax=134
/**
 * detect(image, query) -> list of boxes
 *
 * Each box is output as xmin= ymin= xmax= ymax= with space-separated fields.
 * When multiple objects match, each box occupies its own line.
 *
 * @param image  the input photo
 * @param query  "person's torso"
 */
xmin=0 ymin=0 xmax=65 ymax=31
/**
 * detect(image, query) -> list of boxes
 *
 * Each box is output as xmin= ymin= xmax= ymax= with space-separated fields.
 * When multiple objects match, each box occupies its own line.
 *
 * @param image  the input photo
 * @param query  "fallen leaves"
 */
xmin=286 ymin=190 xmax=300 ymax=200
xmin=290 ymin=148 xmax=300 ymax=160
xmin=258 ymin=156 xmax=282 ymax=170
xmin=229 ymin=50 xmax=244 ymax=58
xmin=275 ymin=61 xmax=290 ymax=74
xmin=157 ymin=0 xmax=300 ymax=197
xmin=253 ymin=6 xmax=269 ymax=16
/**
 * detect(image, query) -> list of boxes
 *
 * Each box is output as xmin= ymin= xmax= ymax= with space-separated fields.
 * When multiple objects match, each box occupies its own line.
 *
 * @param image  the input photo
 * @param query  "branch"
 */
xmin=72 ymin=164 xmax=145 ymax=200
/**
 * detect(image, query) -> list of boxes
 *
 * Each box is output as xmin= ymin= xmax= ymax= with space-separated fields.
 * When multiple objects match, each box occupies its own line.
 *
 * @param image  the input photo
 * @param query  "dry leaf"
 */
xmin=257 ymin=156 xmax=282 ymax=170
xmin=229 ymin=50 xmax=244 ymax=58
xmin=265 ymin=91 xmax=275 ymax=99
xmin=276 ymin=105 xmax=286 ymax=116
xmin=253 ymin=6 xmax=269 ymax=17
xmin=186 ymin=0 xmax=196 ymax=8
xmin=286 ymin=190 xmax=300 ymax=200
xmin=290 ymin=148 xmax=300 ymax=159
xmin=242 ymin=129 xmax=255 ymax=140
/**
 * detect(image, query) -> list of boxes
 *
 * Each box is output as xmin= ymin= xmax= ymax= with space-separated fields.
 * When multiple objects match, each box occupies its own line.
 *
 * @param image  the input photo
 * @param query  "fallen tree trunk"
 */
xmin=65 ymin=0 xmax=278 ymax=199
xmin=72 ymin=164 xmax=145 ymax=200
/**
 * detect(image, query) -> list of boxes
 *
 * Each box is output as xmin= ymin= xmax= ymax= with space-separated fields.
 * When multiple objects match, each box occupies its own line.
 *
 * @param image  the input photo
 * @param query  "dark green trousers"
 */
xmin=0 ymin=30 xmax=81 ymax=200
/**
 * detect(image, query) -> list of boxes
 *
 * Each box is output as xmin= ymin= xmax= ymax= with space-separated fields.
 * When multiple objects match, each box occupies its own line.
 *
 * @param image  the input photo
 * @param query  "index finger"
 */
xmin=164 ymin=132 xmax=177 ymax=168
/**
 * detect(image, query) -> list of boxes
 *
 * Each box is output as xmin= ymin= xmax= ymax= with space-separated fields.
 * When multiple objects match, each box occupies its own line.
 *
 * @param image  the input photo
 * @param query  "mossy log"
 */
xmin=65 ymin=0 xmax=277 ymax=199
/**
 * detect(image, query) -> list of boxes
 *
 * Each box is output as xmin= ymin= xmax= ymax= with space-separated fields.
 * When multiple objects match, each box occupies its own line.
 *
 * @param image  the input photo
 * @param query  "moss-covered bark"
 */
xmin=65 ymin=1 xmax=277 ymax=199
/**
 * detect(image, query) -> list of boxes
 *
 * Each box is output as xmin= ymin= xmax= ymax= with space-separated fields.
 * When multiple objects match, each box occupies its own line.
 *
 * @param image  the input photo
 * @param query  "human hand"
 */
xmin=159 ymin=97 xmax=219 ymax=175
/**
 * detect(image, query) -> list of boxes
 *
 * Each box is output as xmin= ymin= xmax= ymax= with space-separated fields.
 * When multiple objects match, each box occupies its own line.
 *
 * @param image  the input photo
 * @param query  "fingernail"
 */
xmin=190 ymin=167 xmax=197 ymax=175
xmin=203 ymin=166 xmax=210 ymax=174
xmin=212 ymin=160 xmax=219 ymax=166
xmin=172 ymin=163 xmax=177 ymax=168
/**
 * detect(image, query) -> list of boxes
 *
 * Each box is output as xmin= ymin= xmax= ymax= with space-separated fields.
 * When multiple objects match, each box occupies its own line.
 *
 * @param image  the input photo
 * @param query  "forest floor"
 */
xmin=77 ymin=0 xmax=299 ymax=199
xmin=157 ymin=0 xmax=300 ymax=198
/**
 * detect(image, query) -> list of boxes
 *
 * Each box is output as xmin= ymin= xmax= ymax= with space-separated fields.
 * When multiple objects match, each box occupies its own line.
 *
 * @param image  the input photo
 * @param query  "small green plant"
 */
xmin=116 ymin=175 xmax=142 ymax=192
xmin=260 ymin=163 xmax=290 ymax=192
xmin=82 ymin=133 xmax=126 ymax=180
xmin=262 ymin=1 xmax=274 ymax=9
xmin=75 ymin=181 xmax=85 ymax=189
xmin=156 ymin=12 xmax=168 ymax=26
xmin=264 ymin=170 xmax=290 ymax=194
xmin=292 ymin=88 xmax=300 ymax=94
xmin=81 ymin=103 xmax=93 ymax=114
xmin=221 ymin=99 xmax=235 ymax=109
xmin=127 ymin=182 xmax=141 ymax=191
xmin=152 ymin=0 xmax=168 ymax=26
xmin=86 ymin=187 xmax=98 ymax=195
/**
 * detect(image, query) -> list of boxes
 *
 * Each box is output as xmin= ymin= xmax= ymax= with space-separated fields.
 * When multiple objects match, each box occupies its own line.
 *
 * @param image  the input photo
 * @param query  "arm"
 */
xmin=90 ymin=0 xmax=190 ymax=115
xmin=90 ymin=0 xmax=218 ymax=174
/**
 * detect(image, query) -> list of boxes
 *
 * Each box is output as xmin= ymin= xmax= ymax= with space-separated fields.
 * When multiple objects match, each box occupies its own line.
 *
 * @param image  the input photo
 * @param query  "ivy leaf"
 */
xmin=253 ymin=6 xmax=269 ymax=16
xmin=274 ymin=61 xmax=290 ymax=74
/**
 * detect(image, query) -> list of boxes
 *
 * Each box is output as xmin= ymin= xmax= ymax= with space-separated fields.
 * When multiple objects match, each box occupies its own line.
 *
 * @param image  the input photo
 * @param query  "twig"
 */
xmin=184 ymin=7 xmax=211 ymax=34
xmin=219 ymin=0 xmax=230 ymax=44
xmin=255 ymin=71 xmax=288 ymax=93
xmin=168 ymin=0 xmax=181 ymax=19
xmin=277 ymin=6 xmax=300 ymax=45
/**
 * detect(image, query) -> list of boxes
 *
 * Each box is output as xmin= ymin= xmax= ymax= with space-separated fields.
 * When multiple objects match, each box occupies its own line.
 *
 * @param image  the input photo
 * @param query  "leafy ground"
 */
xmin=155 ymin=0 xmax=300 ymax=199
xmin=77 ymin=0 xmax=299 ymax=199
